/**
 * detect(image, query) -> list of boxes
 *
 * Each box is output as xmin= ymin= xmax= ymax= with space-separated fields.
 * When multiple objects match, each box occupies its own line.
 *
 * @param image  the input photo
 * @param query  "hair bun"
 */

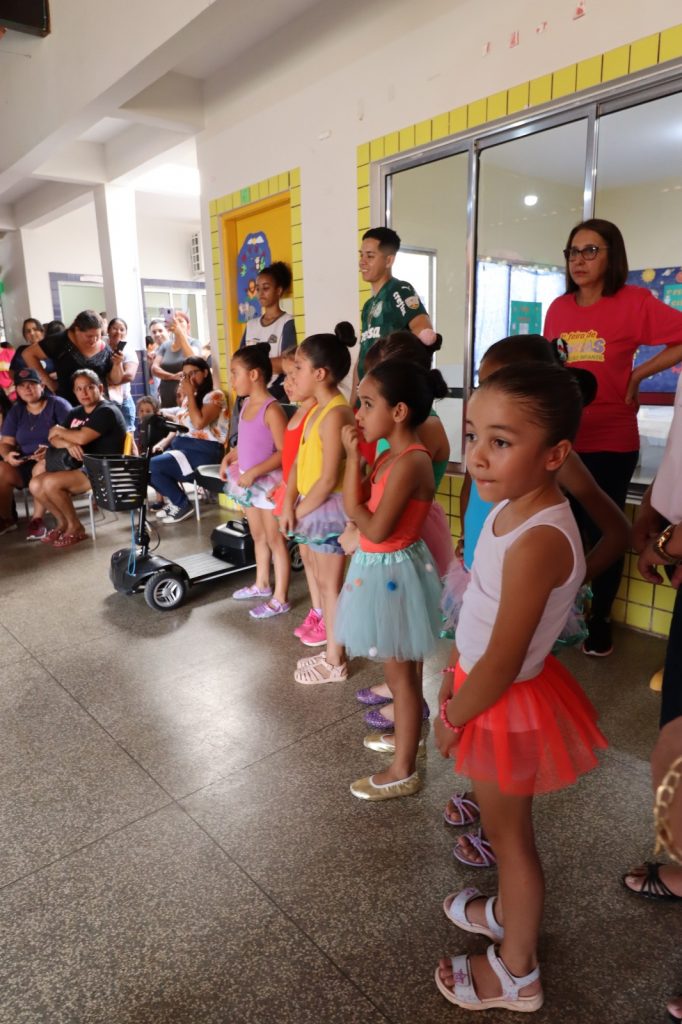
xmin=427 ymin=367 xmax=449 ymax=401
xmin=568 ymin=367 xmax=597 ymax=408
xmin=334 ymin=321 xmax=357 ymax=349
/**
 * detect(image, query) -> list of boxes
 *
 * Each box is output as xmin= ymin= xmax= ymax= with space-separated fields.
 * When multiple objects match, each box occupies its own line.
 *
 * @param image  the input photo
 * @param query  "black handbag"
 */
xmin=45 ymin=445 xmax=83 ymax=472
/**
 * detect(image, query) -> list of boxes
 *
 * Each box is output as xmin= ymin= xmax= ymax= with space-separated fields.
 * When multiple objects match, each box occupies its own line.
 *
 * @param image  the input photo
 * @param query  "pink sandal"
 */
xmin=294 ymin=656 xmax=348 ymax=685
xmin=41 ymin=528 xmax=63 ymax=544
xmin=52 ymin=531 xmax=87 ymax=548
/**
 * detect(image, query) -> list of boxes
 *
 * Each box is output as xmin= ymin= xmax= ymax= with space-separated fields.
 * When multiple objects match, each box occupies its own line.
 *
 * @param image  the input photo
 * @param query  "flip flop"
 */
xmin=444 ymin=792 xmax=480 ymax=827
xmin=52 ymin=531 xmax=87 ymax=548
xmin=621 ymin=862 xmax=682 ymax=902
xmin=453 ymin=829 xmax=497 ymax=869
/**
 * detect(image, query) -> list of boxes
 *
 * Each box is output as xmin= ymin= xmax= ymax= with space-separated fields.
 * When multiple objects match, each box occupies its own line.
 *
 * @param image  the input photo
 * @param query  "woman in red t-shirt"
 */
xmin=544 ymin=218 xmax=682 ymax=656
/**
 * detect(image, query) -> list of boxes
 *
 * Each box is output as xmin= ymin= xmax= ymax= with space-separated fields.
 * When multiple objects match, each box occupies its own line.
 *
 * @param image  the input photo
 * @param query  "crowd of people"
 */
xmin=3 ymin=219 xmax=682 ymax=1014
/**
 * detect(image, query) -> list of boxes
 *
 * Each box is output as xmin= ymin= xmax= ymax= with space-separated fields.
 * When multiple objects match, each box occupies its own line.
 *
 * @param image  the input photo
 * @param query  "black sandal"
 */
xmin=621 ymin=862 xmax=682 ymax=902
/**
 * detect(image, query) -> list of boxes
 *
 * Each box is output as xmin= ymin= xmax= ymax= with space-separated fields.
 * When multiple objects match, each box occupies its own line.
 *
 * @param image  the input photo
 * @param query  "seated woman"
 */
xmin=30 ymin=369 xmax=126 ymax=548
xmin=22 ymin=309 xmax=124 ymax=406
xmin=149 ymin=356 xmax=228 ymax=523
xmin=0 ymin=368 xmax=72 ymax=539
xmin=9 ymin=318 xmax=47 ymax=379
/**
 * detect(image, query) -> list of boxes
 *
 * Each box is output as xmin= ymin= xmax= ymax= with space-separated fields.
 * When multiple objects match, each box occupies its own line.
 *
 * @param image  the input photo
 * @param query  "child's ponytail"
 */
xmin=232 ymin=342 xmax=272 ymax=381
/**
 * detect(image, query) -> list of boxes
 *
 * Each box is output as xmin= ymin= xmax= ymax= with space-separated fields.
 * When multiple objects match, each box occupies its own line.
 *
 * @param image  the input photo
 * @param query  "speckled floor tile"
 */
xmin=0 ymin=621 xmax=28 ymax=664
xmin=0 ymin=655 xmax=168 ymax=886
xmin=0 ymin=804 xmax=389 ymax=1024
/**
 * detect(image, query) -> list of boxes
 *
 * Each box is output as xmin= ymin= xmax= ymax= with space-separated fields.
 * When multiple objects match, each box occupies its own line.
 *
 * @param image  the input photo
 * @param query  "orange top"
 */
xmin=360 ymin=443 xmax=432 ymax=554
xmin=282 ymin=404 xmax=315 ymax=483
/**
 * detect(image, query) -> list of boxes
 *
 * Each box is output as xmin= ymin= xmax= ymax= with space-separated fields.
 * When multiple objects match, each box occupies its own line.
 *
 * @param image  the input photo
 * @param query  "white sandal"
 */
xmin=435 ymin=943 xmax=543 ymax=1012
xmin=296 ymin=651 xmax=326 ymax=669
xmin=442 ymin=887 xmax=504 ymax=941
xmin=294 ymin=656 xmax=348 ymax=685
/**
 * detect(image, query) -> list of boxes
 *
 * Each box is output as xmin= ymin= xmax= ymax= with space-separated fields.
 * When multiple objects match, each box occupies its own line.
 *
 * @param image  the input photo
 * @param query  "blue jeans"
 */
xmin=150 ymin=436 xmax=223 ymax=508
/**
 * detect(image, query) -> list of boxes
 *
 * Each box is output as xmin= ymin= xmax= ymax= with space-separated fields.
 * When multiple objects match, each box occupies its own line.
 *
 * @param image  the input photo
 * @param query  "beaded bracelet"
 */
xmin=654 ymin=755 xmax=682 ymax=865
xmin=440 ymin=698 xmax=466 ymax=735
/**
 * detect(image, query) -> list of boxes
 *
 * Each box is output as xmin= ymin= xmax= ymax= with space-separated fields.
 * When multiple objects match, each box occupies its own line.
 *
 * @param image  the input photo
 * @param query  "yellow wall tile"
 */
xmin=278 ymin=172 xmax=290 ymax=192
xmin=291 ymin=205 xmax=302 ymax=226
xmin=383 ymin=131 xmax=400 ymax=156
xmin=651 ymin=609 xmax=673 ymax=636
xmin=602 ymin=44 xmax=630 ymax=81
xmin=293 ymin=296 xmax=305 ymax=317
xmin=217 ymin=195 xmax=229 ymax=214
xmin=291 ymin=186 xmax=301 ymax=206
xmin=210 ymin=215 xmax=218 ymax=232
xmin=654 ymin=585 xmax=676 ymax=612
xmin=626 ymin=604 xmax=652 ymax=631
xmin=431 ymin=112 xmax=450 ymax=139
xmin=291 ymin=224 xmax=302 ymax=245
xmin=268 ymin=175 xmax=279 ymax=195
xmin=289 ymin=167 xmax=301 ymax=187
xmin=552 ymin=65 xmax=577 ymax=98
xmin=611 ymin=599 xmax=626 ymax=623
xmin=449 ymin=106 xmax=467 ymax=134
xmin=415 ymin=119 xmax=432 ymax=145
xmin=370 ymin=137 xmax=385 ymax=160
xmin=630 ymin=33 xmax=660 ymax=71
xmin=399 ymin=125 xmax=415 ymax=151
xmin=487 ymin=91 xmax=507 ymax=121
xmin=450 ymin=474 xmax=464 ymax=495
xmin=231 ymin=190 xmax=242 ymax=208
xmin=576 ymin=55 xmax=603 ymax=90
xmin=208 ymin=199 xmax=217 ymax=216
xmin=292 ymin=242 xmax=303 ymax=262
xmin=357 ymin=164 xmax=370 ymax=188
xmin=294 ymin=314 xmax=306 ymax=335
xmin=660 ymin=25 xmax=682 ymax=62
xmin=628 ymin=579 xmax=654 ymax=606
xmin=357 ymin=207 xmax=371 ymax=230
xmin=529 ymin=75 xmax=552 ymax=106
xmin=357 ymin=185 xmax=370 ymax=209
xmin=468 ymin=98 xmax=487 ymax=126
xmin=292 ymin=261 xmax=303 ymax=282
xmin=357 ymin=143 xmax=369 ymax=166
xmin=507 ymin=82 xmax=529 ymax=114
xmin=616 ymin=578 xmax=628 ymax=601
xmin=436 ymin=493 xmax=451 ymax=513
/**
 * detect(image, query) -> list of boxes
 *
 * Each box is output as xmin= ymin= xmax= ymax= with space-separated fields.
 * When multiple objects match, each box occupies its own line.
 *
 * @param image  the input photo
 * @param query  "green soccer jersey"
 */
xmin=358 ymin=277 xmax=428 ymax=381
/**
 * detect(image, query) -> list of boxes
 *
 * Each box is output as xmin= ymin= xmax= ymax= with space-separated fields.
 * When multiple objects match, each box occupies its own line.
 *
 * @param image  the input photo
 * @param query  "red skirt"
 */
xmin=452 ymin=657 xmax=608 ymax=796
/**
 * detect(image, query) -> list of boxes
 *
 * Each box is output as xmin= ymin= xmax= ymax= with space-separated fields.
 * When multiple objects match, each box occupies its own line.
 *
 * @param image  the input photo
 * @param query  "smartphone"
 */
xmin=115 ymin=340 xmax=127 ymax=353
xmin=160 ymin=307 xmax=174 ymax=328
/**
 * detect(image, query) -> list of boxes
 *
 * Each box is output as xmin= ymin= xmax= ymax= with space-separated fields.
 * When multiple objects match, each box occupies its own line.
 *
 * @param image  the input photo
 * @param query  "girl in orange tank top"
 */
xmin=336 ymin=359 xmax=448 ymax=802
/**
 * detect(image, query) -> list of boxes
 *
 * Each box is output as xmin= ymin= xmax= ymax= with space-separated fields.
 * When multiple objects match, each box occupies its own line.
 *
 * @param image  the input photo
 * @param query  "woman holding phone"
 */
xmin=0 ymin=367 xmax=72 ymax=539
xmin=150 ymin=310 xmax=201 ymax=408
xmin=106 ymin=317 xmax=138 ymax=430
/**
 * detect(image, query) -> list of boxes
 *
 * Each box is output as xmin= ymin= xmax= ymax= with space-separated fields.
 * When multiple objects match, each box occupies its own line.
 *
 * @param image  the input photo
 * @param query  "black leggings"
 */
xmin=661 ymin=583 xmax=682 ymax=729
xmin=571 ymin=450 xmax=639 ymax=621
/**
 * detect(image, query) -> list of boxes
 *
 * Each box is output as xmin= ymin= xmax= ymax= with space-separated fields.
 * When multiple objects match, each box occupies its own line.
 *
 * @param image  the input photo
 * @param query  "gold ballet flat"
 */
xmin=350 ymin=772 xmax=422 ymax=801
xmin=363 ymin=732 xmax=426 ymax=757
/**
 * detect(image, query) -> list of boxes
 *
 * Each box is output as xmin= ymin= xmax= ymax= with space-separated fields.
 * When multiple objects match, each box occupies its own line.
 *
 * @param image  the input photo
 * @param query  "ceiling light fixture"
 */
xmin=524 ymin=194 xmax=539 ymax=207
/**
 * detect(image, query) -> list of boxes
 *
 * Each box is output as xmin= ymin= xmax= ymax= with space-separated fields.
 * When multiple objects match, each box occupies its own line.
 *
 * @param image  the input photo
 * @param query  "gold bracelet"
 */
xmin=654 ymin=755 xmax=682 ymax=865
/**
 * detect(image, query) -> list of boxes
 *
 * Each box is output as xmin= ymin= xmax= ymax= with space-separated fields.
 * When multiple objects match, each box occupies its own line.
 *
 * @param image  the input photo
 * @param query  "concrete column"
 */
xmin=0 ymin=230 xmax=34 ymax=344
xmin=93 ymin=185 xmax=145 ymax=347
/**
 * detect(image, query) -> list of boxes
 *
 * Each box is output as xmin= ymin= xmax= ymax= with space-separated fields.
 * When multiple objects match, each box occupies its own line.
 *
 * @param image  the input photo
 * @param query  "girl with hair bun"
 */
xmin=221 ymin=343 xmax=291 ymax=618
xmin=336 ymin=359 xmax=448 ymax=801
xmin=240 ymin=260 xmax=296 ymax=402
xmin=281 ymin=324 xmax=356 ymax=683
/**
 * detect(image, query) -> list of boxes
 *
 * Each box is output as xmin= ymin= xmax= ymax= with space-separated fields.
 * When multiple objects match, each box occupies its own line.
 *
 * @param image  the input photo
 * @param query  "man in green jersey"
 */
xmin=352 ymin=227 xmax=435 ymax=405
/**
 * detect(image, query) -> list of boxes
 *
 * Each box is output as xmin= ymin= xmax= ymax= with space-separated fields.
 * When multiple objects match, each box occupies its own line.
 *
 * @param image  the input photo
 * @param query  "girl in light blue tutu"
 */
xmin=336 ymin=360 xmax=448 ymax=802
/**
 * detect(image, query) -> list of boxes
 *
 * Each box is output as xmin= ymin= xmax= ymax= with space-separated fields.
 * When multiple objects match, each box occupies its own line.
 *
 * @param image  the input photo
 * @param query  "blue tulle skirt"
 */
xmin=225 ymin=463 xmax=281 ymax=510
xmin=335 ymin=539 xmax=443 ymax=662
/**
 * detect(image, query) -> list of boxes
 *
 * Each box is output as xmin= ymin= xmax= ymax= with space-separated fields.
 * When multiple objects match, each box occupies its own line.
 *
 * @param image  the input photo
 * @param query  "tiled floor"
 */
xmin=0 ymin=504 xmax=677 ymax=1023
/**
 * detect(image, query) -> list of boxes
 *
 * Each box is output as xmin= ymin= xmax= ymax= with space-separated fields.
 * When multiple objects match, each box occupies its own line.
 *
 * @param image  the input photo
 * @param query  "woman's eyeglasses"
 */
xmin=181 ymin=371 xmax=200 ymax=379
xmin=563 ymin=244 xmax=608 ymax=262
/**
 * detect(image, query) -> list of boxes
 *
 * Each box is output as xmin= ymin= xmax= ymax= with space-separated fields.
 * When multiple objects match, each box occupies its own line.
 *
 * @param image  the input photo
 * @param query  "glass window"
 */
xmin=389 ymin=152 xmax=469 ymax=461
xmin=595 ymin=92 xmax=682 ymax=486
xmin=475 ymin=119 xmax=588 ymax=375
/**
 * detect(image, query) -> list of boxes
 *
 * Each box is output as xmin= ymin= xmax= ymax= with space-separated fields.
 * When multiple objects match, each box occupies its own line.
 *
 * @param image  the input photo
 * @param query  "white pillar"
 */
xmin=93 ymin=185 xmax=145 ymax=347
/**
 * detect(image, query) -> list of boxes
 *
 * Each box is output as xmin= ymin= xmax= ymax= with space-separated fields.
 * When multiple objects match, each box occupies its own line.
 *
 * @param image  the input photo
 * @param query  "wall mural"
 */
xmin=630 ymin=267 xmax=682 ymax=398
xmin=237 ymin=231 xmax=271 ymax=322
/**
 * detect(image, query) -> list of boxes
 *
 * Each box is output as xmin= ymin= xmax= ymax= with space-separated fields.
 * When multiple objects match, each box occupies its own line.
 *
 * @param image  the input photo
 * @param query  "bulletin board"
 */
xmin=629 ymin=266 xmax=682 ymax=404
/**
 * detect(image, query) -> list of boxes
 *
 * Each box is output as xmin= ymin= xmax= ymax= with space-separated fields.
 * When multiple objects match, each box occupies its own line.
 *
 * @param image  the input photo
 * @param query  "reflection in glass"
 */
xmin=389 ymin=153 xmax=469 ymax=460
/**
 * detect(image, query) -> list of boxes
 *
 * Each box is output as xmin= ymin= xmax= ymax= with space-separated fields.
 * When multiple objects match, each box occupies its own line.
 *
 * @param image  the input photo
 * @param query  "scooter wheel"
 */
xmin=144 ymin=571 xmax=188 ymax=611
xmin=288 ymin=541 xmax=304 ymax=573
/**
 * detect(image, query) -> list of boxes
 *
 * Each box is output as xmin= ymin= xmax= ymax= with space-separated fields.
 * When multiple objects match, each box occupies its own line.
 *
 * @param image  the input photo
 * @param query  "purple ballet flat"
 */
xmin=363 ymin=699 xmax=430 ymax=731
xmin=355 ymin=687 xmax=392 ymax=707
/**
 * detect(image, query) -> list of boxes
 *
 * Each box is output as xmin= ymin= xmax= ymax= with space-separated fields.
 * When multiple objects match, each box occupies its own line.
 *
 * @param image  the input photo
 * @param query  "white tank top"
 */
xmin=456 ymin=499 xmax=585 ymax=681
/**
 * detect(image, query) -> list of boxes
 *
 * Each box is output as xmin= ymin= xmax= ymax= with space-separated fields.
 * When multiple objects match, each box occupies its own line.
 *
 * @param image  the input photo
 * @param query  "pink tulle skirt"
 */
xmin=225 ymin=463 xmax=282 ymax=511
xmin=451 ymin=658 xmax=608 ymax=796
xmin=420 ymin=500 xmax=455 ymax=579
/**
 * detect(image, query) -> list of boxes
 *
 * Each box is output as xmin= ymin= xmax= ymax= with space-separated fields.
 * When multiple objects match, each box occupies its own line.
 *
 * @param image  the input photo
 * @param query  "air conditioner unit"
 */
xmin=190 ymin=232 xmax=204 ymax=276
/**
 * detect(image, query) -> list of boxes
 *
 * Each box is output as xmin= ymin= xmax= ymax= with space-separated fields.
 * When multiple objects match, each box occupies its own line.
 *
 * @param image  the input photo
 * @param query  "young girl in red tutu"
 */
xmin=434 ymin=361 xmax=608 ymax=1014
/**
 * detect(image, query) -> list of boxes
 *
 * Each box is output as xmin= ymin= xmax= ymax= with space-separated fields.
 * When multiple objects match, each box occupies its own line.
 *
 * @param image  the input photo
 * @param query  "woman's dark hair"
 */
xmin=479 ymin=362 xmax=583 ymax=445
xmin=232 ymin=342 xmax=272 ymax=382
xmin=299 ymin=322 xmax=356 ymax=384
xmin=71 ymin=368 xmax=102 ymax=388
xmin=0 ymin=388 xmax=12 ymax=419
xmin=181 ymin=356 xmax=214 ymax=404
xmin=70 ymin=310 xmax=103 ymax=333
xmin=564 ymin=218 xmax=628 ymax=296
xmin=22 ymin=317 xmax=44 ymax=340
xmin=43 ymin=320 xmax=65 ymax=337
xmin=259 ymin=261 xmax=292 ymax=293
xmin=365 ymin=329 xmax=442 ymax=374
xmin=482 ymin=334 xmax=597 ymax=408
xmin=108 ymin=316 xmax=127 ymax=331
xmin=366 ymin=360 xmax=448 ymax=427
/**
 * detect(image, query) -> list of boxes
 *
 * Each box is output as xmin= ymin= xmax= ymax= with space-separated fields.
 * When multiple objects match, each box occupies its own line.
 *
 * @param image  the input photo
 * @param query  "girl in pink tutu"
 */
xmin=220 ymin=343 xmax=291 ymax=619
xmin=434 ymin=361 xmax=608 ymax=1014
xmin=280 ymin=325 xmax=356 ymax=683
